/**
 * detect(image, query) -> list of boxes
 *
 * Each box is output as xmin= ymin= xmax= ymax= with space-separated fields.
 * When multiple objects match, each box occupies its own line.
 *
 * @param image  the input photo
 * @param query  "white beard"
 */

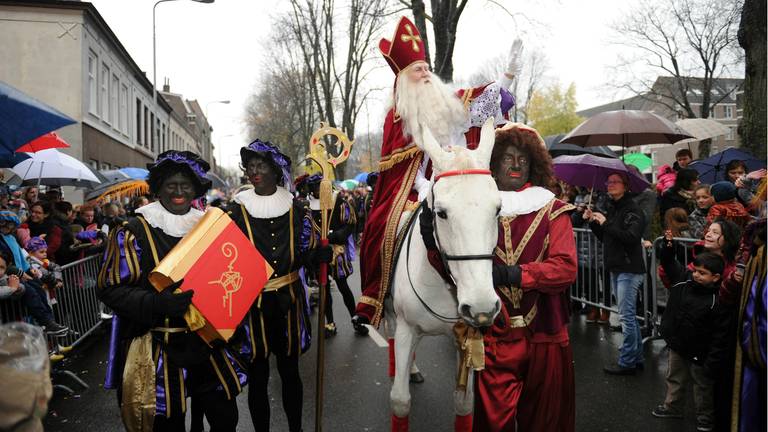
xmin=394 ymin=73 xmax=468 ymax=147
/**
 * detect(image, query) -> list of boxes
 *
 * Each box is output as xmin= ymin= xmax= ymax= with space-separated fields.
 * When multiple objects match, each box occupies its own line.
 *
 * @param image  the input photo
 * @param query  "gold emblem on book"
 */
xmin=208 ymin=242 xmax=243 ymax=317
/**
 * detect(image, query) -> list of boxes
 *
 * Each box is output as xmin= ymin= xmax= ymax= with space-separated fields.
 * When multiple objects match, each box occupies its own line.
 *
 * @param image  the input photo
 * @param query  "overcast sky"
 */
xmin=90 ymin=0 xmax=641 ymax=169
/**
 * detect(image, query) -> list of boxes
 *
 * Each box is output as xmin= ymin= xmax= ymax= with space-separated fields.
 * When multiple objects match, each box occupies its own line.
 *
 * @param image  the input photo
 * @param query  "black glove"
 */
xmin=492 ymin=264 xmax=522 ymax=287
xmin=311 ymin=246 xmax=333 ymax=265
xmin=154 ymin=288 xmax=194 ymax=318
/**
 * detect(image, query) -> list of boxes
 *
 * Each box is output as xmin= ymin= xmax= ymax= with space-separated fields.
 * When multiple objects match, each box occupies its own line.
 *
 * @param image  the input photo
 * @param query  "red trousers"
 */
xmin=474 ymin=330 xmax=575 ymax=432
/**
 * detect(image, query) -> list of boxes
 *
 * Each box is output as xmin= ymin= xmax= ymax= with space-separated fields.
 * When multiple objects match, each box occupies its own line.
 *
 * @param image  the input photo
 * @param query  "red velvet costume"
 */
xmin=474 ymin=195 xmax=577 ymax=432
xmin=355 ymin=16 xmax=492 ymax=327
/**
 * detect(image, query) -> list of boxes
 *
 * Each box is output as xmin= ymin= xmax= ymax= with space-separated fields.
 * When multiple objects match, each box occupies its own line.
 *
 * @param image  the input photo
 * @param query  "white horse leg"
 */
xmin=390 ymin=317 xmax=418 ymax=431
xmin=453 ymin=352 xmax=475 ymax=432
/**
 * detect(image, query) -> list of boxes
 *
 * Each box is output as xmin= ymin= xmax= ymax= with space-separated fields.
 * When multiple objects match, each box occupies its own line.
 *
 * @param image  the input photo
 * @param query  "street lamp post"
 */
xmin=152 ymin=0 xmax=214 ymax=106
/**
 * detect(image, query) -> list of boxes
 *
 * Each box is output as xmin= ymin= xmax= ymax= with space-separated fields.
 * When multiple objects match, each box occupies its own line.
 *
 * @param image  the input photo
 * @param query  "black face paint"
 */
xmin=493 ymin=145 xmax=530 ymax=191
xmin=159 ymin=172 xmax=196 ymax=215
xmin=244 ymin=156 xmax=278 ymax=196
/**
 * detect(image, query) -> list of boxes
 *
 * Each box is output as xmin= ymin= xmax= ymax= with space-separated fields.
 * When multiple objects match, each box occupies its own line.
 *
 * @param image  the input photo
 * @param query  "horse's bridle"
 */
xmin=430 ymin=169 xmax=497 ymax=286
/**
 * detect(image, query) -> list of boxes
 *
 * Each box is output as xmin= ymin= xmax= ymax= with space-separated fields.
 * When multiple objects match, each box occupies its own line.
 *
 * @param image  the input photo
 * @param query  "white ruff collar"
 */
xmin=234 ymin=186 xmax=293 ymax=219
xmin=135 ymin=201 xmax=204 ymax=237
xmin=499 ymin=186 xmax=555 ymax=216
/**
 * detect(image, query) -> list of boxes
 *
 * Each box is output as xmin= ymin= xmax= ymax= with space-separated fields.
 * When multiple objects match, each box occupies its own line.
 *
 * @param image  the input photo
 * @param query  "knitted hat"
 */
xmin=710 ymin=181 xmax=737 ymax=203
xmin=0 ymin=210 xmax=20 ymax=226
xmin=25 ymin=236 xmax=47 ymax=252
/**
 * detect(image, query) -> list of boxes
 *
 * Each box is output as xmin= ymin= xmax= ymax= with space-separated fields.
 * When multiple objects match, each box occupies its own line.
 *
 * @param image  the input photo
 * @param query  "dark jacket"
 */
xmin=660 ymin=279 xmax=731 ymax=369
xmin=659 ymin=187 xmax=695 ymax=224
xmin=589 ymin=194 xmax=646 ymax=274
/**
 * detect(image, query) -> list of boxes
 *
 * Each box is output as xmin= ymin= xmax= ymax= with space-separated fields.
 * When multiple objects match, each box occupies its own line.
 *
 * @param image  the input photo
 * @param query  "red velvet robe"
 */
xmin=474 ymin=198 xmax=577 ymax=432
xmin=356 ymin=85 xmax=492 ymax=326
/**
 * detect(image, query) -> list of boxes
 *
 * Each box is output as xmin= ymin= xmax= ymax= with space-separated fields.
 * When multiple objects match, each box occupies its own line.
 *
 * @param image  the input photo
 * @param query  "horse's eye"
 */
xmin=436 ymin=210 xmax=447 ymax=219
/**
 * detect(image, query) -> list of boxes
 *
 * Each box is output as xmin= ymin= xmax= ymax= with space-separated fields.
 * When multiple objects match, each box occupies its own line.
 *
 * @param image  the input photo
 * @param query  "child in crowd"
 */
xmin=0 ymin=251 xmax=24 ymax=300
xmin=0 ymin=211 xmax=67 ymax=335
xmin=653 ymin=252 xmax=728 ymax=432
xmin=25 ymin=237 xmax=63 ymax=306
xmin=708 ymin=181 xmax=752 ymax=229
xmin=689 ymin=185 xmax=714 ymax=239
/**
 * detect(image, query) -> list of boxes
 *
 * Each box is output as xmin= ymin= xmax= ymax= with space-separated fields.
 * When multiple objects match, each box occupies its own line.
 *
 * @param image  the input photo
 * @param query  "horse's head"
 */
xmin=419 ymin=118 xmax=501 ymax=327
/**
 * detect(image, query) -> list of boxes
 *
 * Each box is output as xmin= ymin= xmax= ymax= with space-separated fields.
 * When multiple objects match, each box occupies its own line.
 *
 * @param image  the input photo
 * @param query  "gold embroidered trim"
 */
xmin=378 ymin=145 xmax=421 ymax=171
xmin=510 ymin=200 xmax=554 ymax=265
xmin=209 ymin=356 xmax=231 ymax=400
xmin=263 ymin=271 xmax=300 ymax=291
xmin=359 ymin=295 xmax=383 ymax=309
xmin=375 ymin=152 xmax=423 ymax=326
xmin=549 ymin=201 xmax=575 ymax=220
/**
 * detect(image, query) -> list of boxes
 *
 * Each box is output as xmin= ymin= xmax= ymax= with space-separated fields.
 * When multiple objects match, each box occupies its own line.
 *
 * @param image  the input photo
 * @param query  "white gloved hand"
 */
xmin=500 ymin=38 xmax=524 ymax=89
xmin=415 ymin=177 xmax=431 ymax=202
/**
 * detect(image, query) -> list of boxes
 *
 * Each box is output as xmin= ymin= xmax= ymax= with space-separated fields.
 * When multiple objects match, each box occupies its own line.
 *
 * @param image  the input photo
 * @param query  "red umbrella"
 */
xmin=15 ymin=132 xmax=70 ymax=153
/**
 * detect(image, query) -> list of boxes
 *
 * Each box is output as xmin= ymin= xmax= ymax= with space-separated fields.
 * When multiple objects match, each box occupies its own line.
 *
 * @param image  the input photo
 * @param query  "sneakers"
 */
xmin=651 ymin=404 xmax=683 ymax=418
xmin=43 ymin=321 xmax=69 ymax=336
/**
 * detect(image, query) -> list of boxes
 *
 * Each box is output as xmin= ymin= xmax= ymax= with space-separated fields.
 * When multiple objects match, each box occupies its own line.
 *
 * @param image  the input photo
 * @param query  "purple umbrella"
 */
xmin=553 ymin=154 xmax=650 ymax=193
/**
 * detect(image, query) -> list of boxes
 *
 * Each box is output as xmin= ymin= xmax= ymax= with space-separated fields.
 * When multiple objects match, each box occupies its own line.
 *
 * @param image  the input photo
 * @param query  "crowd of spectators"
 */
xmin=0 ymin=181 xmax=155 ymax=337
xmin=554 ymin=146 xmax=766 ymax=432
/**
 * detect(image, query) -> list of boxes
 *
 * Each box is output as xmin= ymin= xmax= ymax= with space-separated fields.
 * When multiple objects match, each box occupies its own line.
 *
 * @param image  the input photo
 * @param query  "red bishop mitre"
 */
xmin=380 ymin=16 xmax=426 ymax=75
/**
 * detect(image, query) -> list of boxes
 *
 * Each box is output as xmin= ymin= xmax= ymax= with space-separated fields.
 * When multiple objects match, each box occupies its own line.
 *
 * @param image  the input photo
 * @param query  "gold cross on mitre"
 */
xmin=400 ymin=24 xmax=421 ymax=52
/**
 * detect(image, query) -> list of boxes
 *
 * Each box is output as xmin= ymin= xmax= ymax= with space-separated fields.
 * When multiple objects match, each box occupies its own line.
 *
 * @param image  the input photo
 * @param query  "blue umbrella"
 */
xmin=689 ymin=148 xmax=766 ymax=184
xmin=0 ymin=80 xmax=76 ymax=155
xmin=119 ymin=167 xmax=149 ymax=180
xmin=0 ymin=152 xmax=31 ymax=168
xmin=354 ymin=172 xmax=369 ymax=183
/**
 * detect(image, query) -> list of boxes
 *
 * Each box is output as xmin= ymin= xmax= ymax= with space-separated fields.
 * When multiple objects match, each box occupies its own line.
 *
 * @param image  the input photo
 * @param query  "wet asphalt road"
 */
xmin=43 ymin=261 xmax=697 ymax=432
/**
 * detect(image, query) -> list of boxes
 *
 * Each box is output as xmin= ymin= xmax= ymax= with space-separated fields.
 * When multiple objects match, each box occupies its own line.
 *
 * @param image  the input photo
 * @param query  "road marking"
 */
xmin=365 ymin=325 xmax=389 ymax=348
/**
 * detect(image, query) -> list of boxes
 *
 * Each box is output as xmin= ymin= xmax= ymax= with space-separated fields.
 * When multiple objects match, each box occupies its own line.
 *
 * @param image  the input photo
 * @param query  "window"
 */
xmin=150 ymin=113 xmax=155 ymax=152
xmin=88 ymin=52 xmax=97 ymax=115
xmin=88 ymin=159 xmax=99 ymax=170
xmin=110 ymin=74 xmax=119 ymax=126
xmin=724 ymin=106 xmax=734 ymax=119
xmin=709 ymin=107 xmax=716 ymax=118
xmin=119 ymin=84 xmax=128 ymax=133
xmin=143 ymin=106 xmax=149 ymax=148
xmin=161 ymin=124 xmax=166 ymax=153
xmin=136 ymin=99 xmax=142 ymax=145
xmin=726 ymin=126 xmax=735 ymax=141
xmin=101 ymin=64 xmax=110 ymax=121
xmin=100 ymin=162 xmax=112 ymax=170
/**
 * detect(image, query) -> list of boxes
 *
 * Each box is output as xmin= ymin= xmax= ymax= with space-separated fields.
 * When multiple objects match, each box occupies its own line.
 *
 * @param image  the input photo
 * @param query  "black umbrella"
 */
xmin=544 ymin=134 xmax=618 ymax=158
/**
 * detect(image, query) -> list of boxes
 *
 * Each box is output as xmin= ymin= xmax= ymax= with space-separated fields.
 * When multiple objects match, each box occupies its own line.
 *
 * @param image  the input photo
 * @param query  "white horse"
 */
xmin=388 ymin=118 xmax=501 ymax=431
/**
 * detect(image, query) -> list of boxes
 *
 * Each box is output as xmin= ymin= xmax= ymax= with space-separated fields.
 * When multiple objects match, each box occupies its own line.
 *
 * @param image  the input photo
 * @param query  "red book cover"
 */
xmin=149 ymin=208 xmax=272 ymax=343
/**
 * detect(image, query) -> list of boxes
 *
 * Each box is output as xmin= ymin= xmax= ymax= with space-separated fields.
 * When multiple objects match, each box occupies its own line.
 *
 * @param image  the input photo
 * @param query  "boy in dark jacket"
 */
xmin=652 ymin=252 xmax=726 ymax=432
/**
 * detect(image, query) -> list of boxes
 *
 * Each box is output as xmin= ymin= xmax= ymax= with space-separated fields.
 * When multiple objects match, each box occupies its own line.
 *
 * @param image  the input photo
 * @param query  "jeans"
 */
xmin=610 ymin=272 xmax=644 ymax=368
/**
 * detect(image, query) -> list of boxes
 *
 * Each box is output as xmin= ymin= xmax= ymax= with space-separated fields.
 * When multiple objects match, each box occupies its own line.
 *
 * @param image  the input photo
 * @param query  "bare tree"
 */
xmin=737 ymin=0 xmax=766 ymax=158
xmin=612 ymin=0 xmax=743 ymax=156
xmin=398 ymin=0 xmax=468 ymax=82
xmin=279 ymin=0 xmax=389 ymax=177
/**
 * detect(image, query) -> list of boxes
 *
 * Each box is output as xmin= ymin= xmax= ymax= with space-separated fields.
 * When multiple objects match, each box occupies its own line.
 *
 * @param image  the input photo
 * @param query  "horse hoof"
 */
xmin=409 ymin=372 xmax=424 ymax=384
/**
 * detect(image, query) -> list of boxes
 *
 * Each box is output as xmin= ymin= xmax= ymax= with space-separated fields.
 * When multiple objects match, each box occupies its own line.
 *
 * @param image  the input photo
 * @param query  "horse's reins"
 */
xmin=402 ymin=168 xmax=496 ymax=323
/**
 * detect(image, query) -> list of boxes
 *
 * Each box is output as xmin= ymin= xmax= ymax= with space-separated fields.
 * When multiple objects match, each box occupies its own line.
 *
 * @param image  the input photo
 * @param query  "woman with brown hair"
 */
xmin=664 ymin=207 xmax=692 ymax=238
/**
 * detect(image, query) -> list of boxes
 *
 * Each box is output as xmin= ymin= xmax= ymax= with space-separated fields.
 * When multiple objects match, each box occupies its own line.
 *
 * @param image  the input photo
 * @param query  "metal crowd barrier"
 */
xmin=571 ymin=228 xmax=702 ymax=342
xmin=0 ymin=254 xmax=108 ymax=394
